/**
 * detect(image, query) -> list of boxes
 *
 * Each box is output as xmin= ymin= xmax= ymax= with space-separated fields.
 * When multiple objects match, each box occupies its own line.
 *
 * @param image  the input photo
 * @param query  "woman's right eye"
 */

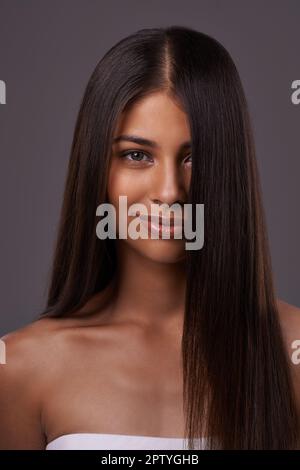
xmin=120 ymin=150 xmax=152 ymax=163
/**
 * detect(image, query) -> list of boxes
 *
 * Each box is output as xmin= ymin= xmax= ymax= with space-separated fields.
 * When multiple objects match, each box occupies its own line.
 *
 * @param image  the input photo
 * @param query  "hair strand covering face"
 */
xmin=38 ymin=26 xmax=300 ymax=450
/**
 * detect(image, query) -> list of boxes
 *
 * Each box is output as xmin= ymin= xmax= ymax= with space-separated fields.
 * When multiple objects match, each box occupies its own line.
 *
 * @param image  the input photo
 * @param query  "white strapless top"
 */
xmin=46 ymin=433 xmax=209 ymax=450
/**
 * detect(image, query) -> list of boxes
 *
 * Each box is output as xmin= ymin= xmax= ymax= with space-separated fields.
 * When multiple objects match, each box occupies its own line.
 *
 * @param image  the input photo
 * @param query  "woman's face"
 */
xmin=107 ymin=91 xmax=192 ymax=264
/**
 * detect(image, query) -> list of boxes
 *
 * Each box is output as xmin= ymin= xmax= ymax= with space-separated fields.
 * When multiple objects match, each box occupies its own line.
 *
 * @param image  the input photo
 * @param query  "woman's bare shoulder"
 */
xmin=276 ymin=298 xmax=300 ymax=334
xmin=0 ymin=317 xmax=64 ymax=449
xmin=0 ymin=289 xmax=115 ymax=362
xmin=276 ymin=297 xmax=300 ymax=359
xmin=1 ymin=316 xmax=68 ymax=369
xmin=0 ymin=297 xmax=113 ymax=377
xmin=276 ymin=298 xmax=300 ymax=411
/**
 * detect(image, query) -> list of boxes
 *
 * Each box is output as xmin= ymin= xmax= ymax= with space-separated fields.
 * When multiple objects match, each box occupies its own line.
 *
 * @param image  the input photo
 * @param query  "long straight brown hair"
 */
xmin=39 ymin=26 xmax=299 ymax=449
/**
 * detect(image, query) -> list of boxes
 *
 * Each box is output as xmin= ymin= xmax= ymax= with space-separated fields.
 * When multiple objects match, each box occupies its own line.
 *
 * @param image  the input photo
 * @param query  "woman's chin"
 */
xmin=128 ymin=239 xmax=187 ymax=264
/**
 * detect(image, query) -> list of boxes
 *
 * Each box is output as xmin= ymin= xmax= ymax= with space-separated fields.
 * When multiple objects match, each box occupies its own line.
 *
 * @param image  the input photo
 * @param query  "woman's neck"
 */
xmin=110 ymin=242 xmax=187 ymax=328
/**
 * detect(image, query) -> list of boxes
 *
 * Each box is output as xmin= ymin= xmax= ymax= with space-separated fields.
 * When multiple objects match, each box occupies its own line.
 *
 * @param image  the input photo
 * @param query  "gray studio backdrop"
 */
xmin=0 ymin=0 xmax=299 ymax=336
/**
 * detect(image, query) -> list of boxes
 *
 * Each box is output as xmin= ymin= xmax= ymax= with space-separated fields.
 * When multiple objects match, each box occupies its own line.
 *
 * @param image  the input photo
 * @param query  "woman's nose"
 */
xmin=149 ymin=160 xmax=187 ymax=207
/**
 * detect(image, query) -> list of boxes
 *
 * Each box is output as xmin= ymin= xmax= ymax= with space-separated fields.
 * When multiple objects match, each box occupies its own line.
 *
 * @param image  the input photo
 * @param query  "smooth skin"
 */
xmin=0 ymin=91 xmax=300 ymax=449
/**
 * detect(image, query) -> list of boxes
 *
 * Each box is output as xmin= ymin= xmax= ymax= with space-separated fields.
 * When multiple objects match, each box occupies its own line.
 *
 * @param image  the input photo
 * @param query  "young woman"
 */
xmin=1 ymin=25 xmax=300 ymax=451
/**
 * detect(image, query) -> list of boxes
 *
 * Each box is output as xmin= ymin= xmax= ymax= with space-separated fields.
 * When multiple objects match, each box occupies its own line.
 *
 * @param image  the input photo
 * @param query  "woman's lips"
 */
xmin=138 ymin=214 xmax=184 ymax=238
xmin=139 ymin=214 xmax=183 ymax=226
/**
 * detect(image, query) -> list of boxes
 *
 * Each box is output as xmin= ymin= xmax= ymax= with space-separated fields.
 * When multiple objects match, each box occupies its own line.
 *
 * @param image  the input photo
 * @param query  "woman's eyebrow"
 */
xmin=113 ymin=134 xmax=191 ymax=150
